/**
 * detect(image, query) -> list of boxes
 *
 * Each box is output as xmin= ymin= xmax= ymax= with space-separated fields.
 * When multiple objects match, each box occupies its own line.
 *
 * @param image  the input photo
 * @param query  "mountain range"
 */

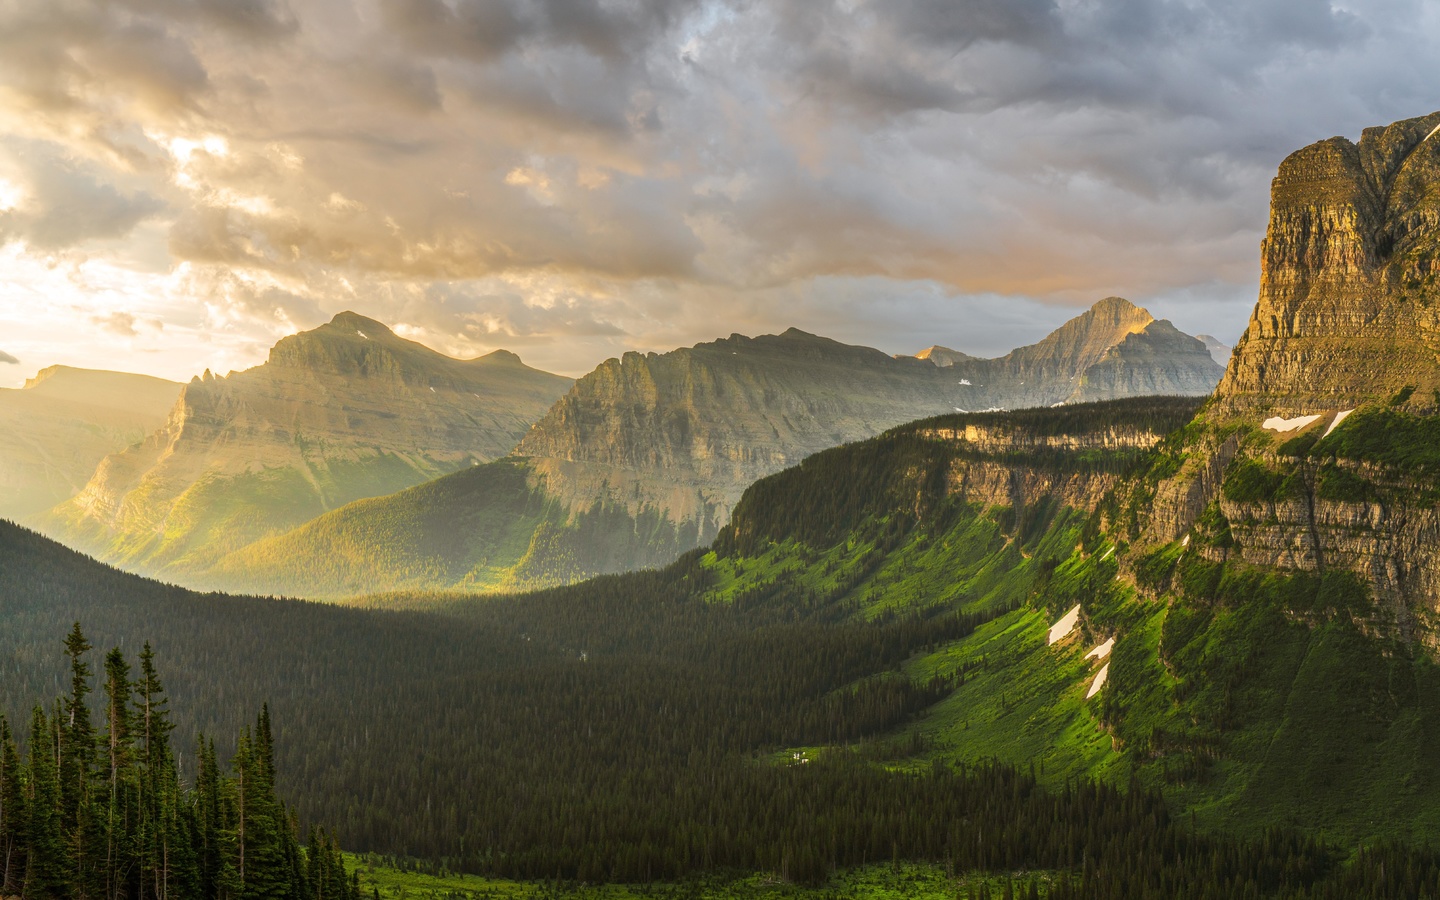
xmin=38 ymin=312 xmax=572 ymax=577
xmin=3 ymin=111 xmax=1440 ymax=891
xmin=194 ymin=297 xmax=1222 ymax=597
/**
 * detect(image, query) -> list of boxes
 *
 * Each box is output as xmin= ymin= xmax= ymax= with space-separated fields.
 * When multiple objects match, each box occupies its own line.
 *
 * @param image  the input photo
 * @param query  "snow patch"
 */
xmin=1086 ymin=662 xmax=1109 ymax=699
xmin=429 ymin=386 xmax=436 ymax=393
xmin=1048 ymin=604 xmax=1081 ymax=646
xmin=1099 ymin=547 xmax=1114 ymax=562
xmin=1262 ymin=414 xmax=1322 ymax=433
xmin=954 ymin=407 xmax=968 ymax=413
xmin=357 ymin=330 xmax=368 ymax=339
xmin=1427 ymin=122 xmax=1440 ymax=142
xmin=1181 ymin=534 xmax=1190 ymax=547
xmin=1086 ymin=638 xmax=1114 ymax=661
xmin=958 ymin=379 xmax=972 ymax=385
xmin=1323 ymin=409 xmax=1354 ymax=438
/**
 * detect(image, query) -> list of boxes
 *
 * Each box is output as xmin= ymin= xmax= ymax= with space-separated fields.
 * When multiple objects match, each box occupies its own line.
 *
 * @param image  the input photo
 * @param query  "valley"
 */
xmin=4 ymin=104 xmax=1440 ymax=898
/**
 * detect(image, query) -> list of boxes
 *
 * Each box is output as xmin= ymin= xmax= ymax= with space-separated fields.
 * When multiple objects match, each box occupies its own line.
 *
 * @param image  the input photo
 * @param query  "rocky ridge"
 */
xmin=519 ymin=298 xmax=1222 ymax=529
xmin=42 ymin=312 xmax=572 ymax=577
xmin=1122 ymin=111 xmax=1440 ymax=638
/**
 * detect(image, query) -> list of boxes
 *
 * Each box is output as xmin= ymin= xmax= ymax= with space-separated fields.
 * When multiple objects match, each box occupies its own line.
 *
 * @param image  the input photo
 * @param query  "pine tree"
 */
xmin=59 ymin=623 xmax=97 ymax=897
xmin=24 ymin=706 xmax=67 ymax=899
xmin=102 ymin=646 xmax=138 ymax=900
xmin=0 ymin=715 xmax=26 ymax=895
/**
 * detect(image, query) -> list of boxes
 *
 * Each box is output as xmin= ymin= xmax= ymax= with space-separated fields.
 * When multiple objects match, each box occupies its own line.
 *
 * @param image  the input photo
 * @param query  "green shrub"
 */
xmin=1222 ymin=459 xmax=1286 ymax=503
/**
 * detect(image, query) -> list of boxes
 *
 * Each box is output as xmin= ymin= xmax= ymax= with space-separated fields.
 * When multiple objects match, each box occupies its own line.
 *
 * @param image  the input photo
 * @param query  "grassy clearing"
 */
xmin=348 ymin=856 xmax=1062 ymax=899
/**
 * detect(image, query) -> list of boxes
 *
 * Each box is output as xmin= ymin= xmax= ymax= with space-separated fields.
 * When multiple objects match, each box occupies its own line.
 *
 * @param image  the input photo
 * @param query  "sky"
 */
xmin=0 ymin=0 xmax=1438 ymax=386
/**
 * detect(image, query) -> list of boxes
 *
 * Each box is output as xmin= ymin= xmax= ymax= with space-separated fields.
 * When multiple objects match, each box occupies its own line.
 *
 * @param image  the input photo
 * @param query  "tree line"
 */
xmin=0 ymin=624 xmax=359 ymax=900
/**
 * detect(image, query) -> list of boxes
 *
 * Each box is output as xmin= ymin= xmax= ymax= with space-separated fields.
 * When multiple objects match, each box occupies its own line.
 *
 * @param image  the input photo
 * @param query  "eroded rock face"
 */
xmin=1133 ymin=111 xmax=1440 ymax=634
xmin=1208 ymin=456 xmax=1440 ymax=645
xmin=42 ymin=312 xmax=572 ymax=576
xmin=1218 ymin=112 xmax=1440 ymax=411
xmin=935 ymin=421 xmax=1165 ymax=513
xmin=520 ymin=299 xmax=1223 ymax=530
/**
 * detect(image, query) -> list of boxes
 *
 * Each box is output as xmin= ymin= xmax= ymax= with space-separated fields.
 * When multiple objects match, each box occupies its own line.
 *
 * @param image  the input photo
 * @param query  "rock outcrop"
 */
xmin=41 ymin=312 xmax=571 ymax=577
xmin=1129 ymin=111 xmax=1440 ymax=635
xmin=930 ymin=417 xmax=1167 ymax=513
xmin=0 ymin=367 xmax=181 ymax=521
xmin=1217 ymin=111 xmax=1440 ymax=412
xmin=522 ymin=299 xmax=1223 ymax=529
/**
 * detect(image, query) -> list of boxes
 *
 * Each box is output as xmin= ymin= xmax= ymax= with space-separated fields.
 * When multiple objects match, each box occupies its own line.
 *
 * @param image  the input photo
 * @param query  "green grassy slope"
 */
xmin=204 ymin=458 xmax=711 ymax=597
xmin=11 ymin=393 xmax=1440 ymax=893
xmin=546 ymin=394 xmax=1440 ymax=845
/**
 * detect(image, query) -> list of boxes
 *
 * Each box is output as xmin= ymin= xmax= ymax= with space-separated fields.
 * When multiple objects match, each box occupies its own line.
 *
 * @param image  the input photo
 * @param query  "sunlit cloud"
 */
xmin=0 ymin=0 xmax=1437 ymax=387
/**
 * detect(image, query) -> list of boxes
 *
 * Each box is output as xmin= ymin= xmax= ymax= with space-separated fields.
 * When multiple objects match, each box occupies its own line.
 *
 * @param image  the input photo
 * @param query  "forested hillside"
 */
xmin=0 ymin=624 xmax=358 ymax=899
xmin=200 ymin=458 xmax=705 ymax=597
xmin=8 ymin=520 xmax=1440 ymax=896
xmin=9 ymin=393 xmax=1440 ymax=893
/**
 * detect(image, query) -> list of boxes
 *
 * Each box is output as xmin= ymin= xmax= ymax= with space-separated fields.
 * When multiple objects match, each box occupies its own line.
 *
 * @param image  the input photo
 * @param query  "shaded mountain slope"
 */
xmin=39 ymin=312 xmax=571 ymax=579
xmin=226 ymin=300 xmax=1221 ymax=599
xmin=650 ymin=392 xmax=1440 ymax=843
xmin=0 ymin=366 xmax=180 ymax=520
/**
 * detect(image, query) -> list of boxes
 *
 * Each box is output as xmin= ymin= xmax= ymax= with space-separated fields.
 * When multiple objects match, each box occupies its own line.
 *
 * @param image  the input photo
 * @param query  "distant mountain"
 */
xmin=40 ymin=312 xmax=571 ymax=578
xmin=897 ymin=297 xmax=1225 ymax=408
xmin=1196 ymin=334 xmax=1232 ymax=367
xmin=209 ymin=298 xmax=1223 ymax=599
xmin=911 ymin=345 xmax=980 ymax=367
xmin=0 ymin=366 xmax=180 ymax=521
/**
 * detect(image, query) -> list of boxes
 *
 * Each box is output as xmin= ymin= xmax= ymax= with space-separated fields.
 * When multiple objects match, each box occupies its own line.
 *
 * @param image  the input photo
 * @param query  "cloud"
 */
xmin=0 ymin=141 xmax=165 ymax=250
xmin=0 ymin=350 xmax=17 ymax=365
xmin=92 ymin=312 xmax=139 ymax=336
xmin=2 ymin=0 xmax=1440 ymax=384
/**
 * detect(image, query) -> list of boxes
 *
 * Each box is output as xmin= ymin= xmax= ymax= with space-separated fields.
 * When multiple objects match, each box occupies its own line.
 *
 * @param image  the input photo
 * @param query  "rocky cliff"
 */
xmin=41 ymin=312 xmax=571 ymax=577
xmin=1121 ymin=111 xmax=1440 ymax=638
xmin=520 ymin=298 xmax=1221 ymax=528
xmin=0 ymin=367 xmax=181 ymax=521
xmin=1217 ymin=111 xmax=1440 ymax=411
xmin=930 ymin=416 xmax=1166 ymax=513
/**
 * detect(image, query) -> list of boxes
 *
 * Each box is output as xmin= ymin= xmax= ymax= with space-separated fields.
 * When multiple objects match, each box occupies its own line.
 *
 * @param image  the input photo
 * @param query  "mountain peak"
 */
xmin=1089 ymin=296 xmax=1145 ymax=317
xmin=1216 ymin=110 xmax=1440 ymax=409
xmin=479 ymin=349 xmax=523 ymax=365
xmin=913 ymin=346 xmax=980 ymax=367
xmin=324 ymin=310 xmax=394 ymax=337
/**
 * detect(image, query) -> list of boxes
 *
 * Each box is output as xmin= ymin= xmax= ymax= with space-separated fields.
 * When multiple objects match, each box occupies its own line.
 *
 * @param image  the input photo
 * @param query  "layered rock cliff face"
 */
xmin=42 ymin=312 xmax=571 ymax=576
xmin=1215 ymin=451 xmax=1440 ymax=642
xmin=930 ymin=418 xmax=1166 ymax=513
xmin=904 ymin=298 xmax=1223 ymax=408
xmin=0 ymin=367 xmax=181 ymax=521
xmin=1217 ymin=111 xmax=1440 ymax=411
xmin=1127 ymin=111 xmax=1440 ymax=637
xmin=520 ymin=298 xmax=1222 ymax=529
